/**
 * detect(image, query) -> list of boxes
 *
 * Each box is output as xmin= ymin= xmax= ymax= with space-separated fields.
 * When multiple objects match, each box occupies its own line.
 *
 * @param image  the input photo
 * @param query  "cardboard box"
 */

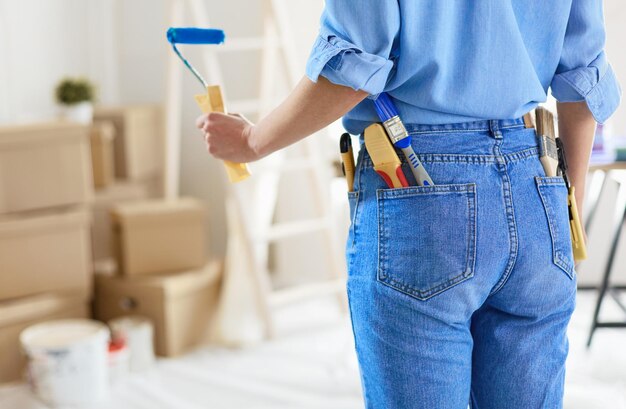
xmin=92 ymin=182 xmax=152 ymax=264
xmin=94 ymin=261 xmax=222 ymax=356
xmin=0 ymin=208 xmax=92 ymax=301
xmin=111 ymin=198 xmax=206 ymax=276
xmin=0 ymin=293 xmax=90 ymax=384
xmin=0 ymin=121 xmax=93 ymax=214
xmin=141 ymin=173 xmax=165 ymax=199
xmin=90 ymin=121 xmax=116 ymax=189
xmin=94 ymin=105 xmax=163 ymax=181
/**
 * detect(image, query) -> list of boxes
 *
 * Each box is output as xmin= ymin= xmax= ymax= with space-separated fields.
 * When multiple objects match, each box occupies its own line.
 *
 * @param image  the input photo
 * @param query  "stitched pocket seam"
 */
xmin=347 ymin=191 xmax=360 ymax=248
xmin=535 ymin=177 xmax=575 ymax=280
xmin=376 ymin=183 xmax=477 ymax=301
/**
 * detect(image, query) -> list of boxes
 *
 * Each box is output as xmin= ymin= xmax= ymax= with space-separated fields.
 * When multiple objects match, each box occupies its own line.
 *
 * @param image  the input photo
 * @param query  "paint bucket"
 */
xmin=20 ymin=319 xmax=110 ymax=407
xmin=108 ymin=338 xmax=130 ymax=384
xmin=108 ymin=316 xmax=155 ymax=372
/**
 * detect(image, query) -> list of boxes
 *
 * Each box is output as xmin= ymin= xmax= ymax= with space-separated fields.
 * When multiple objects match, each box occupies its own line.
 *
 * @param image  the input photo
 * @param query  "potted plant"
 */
xmin=55 ymin=78 xmax=96 ymax=124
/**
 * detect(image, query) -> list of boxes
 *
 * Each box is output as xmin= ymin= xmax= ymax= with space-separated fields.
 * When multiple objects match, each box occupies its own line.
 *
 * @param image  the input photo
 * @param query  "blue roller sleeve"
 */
xmin=166 ymin=27 xmax=226 ymax=89
xmin=166 ymin=28 xmax=225 ymax=45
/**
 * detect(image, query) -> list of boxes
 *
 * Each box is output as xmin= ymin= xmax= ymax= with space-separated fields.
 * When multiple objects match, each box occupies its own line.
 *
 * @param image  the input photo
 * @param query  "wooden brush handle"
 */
xmin=535 ymin=107 xmax=555 ymax=139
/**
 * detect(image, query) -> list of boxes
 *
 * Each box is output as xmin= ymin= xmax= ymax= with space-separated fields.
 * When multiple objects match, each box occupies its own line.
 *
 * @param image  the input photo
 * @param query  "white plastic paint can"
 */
xmin=108 ymin=316 xmax=155 ymax=372
xmin=20 ymin=319 xmax=110 ymax=407
xmin=108 ymin=338 xmax=130 ymax=384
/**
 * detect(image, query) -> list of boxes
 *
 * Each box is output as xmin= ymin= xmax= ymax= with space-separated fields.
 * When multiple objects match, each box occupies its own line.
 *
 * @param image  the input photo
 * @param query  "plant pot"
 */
xmin=60 ymin=102 xmax=94 ymax=124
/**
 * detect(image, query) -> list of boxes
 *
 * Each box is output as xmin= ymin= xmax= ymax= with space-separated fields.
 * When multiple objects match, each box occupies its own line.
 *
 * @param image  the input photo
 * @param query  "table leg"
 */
xmin=587 ymin=179 xmax=626 ymax=347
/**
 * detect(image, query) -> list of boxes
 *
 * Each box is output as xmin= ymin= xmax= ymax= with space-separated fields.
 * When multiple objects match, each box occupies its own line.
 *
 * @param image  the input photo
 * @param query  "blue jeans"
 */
xmin=346 ymin=118 xmax=577 ymax=409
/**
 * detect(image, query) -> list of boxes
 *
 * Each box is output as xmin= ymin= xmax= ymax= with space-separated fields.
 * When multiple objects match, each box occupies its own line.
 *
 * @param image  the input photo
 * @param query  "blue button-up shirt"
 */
xmin=306 ymin=1 xmax=621 ymax=135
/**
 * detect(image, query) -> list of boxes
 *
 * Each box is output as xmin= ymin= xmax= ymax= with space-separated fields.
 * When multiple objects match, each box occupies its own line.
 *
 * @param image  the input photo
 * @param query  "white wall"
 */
xmin=604 ymin=1 xmax=626 ymax=134
xmin=0 ymin=0 xmax=118 ymax=122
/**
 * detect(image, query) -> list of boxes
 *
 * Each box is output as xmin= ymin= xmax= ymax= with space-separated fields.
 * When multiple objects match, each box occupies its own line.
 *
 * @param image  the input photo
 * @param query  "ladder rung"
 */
xmin=269 ymin=279 xmax=345 ymax=308
xmin=228 ymin=99 xmax=260 ymax=114
xmin=253 ymin=158 xmax=316 ymax=173
xmin=218 ymin=37 xmax=284 ymax=52
xmin=260 ymin=218 xmax=329 ymax=242
xmin=219 ymin=37 xmax=265 ymax=51
xmin=228 ymin=98 xmax=285 ymax=114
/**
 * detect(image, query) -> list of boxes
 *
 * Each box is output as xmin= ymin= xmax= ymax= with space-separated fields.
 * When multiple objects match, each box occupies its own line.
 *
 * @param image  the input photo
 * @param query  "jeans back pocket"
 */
xmin=535 ymin=176 xmax=575 ymax=279
xmin=376 ymin=183 xmax=477 ymax=300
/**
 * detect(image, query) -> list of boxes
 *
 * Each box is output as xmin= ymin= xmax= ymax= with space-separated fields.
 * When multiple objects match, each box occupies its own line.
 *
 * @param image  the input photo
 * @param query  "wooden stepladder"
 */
xmin=165 ymin=0 xmax=347 ymax=344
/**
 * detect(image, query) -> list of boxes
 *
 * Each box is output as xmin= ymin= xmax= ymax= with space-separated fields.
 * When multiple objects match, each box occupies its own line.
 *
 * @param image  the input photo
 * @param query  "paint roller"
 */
xmin=167 ymin=27 xmax=251 ymax=183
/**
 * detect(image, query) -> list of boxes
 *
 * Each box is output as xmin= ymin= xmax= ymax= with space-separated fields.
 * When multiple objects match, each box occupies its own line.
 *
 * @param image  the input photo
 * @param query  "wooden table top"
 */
xmin=588 ymin=161 xmax=626 ymax=172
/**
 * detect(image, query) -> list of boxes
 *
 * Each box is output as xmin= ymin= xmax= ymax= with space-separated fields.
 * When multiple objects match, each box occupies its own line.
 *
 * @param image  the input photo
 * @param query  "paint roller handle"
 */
xmin=194 ymin=86 xmax=251 ymax=183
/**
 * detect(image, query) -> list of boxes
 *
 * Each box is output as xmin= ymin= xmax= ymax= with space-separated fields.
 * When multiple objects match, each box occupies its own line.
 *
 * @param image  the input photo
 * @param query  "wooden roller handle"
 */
xmin=194 ymin=85 xmax=251 ymax=183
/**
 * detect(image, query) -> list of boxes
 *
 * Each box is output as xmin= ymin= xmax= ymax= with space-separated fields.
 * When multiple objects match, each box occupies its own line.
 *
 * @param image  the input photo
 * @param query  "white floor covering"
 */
xmin=2 ymin=291 xmax=626 ymax=409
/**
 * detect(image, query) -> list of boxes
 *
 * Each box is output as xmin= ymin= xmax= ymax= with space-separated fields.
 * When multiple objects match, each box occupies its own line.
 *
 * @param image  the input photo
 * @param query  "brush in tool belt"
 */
xmin=536 ymin=107 xmax=559 ymax=177
xmin=340 ymin=133 xmax=356 ymax=192
xmin=364 ymin=123 xmax=409 ymax=188
xmin=556 ymin=137 xmax=588 ymax=262
xmin=373 ymin=93 xmax=433 ymax=186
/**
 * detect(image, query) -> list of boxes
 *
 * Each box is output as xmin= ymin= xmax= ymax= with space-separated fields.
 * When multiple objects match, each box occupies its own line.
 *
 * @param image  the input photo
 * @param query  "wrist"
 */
xmin=246 ymin=124 xmax=265 ymax=161
xmin=570 ymin=182 xmax=585 ymax=214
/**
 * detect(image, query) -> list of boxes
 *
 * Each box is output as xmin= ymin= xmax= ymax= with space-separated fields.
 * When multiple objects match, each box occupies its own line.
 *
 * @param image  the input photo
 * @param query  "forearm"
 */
xmin=556 ymin=101 xmax=597 ymax=212
xmin=251 ymin=76 xmax=368 ymax=158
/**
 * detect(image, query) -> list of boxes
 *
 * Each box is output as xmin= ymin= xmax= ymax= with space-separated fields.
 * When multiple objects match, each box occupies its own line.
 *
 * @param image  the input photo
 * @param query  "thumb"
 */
xmin=229 ymin=112 xmax=253 ymax=125
xmin=195 ymin=114 xmax=208 ymax=129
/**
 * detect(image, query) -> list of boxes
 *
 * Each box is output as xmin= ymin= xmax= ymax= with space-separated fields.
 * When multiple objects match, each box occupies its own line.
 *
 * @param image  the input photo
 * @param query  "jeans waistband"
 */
xmin=404 ymin=117 xmax=526 ymax=135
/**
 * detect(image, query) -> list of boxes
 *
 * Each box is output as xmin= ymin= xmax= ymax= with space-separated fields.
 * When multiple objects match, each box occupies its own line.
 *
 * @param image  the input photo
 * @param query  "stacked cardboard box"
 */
xmin=0 ymin=209 xmax=92 ymax=300
xmin=0 ymin=107 xmax=217 ymax=382
xmin=94 ymin=198 xmax=222 ymax=357
xmin=93 ymin=105 xmax=164 ymax=182
xmin=90 ymin=105 xmax=166 ymax=272
xmin=95 ymin=260 xmax=222 ymax=356
xmin=0 ymin=106 xmax=169 ymax=383
xmin=90 ymin=121 xmax=116 ymax=189
xmin=0 ymin=122 xmax=93 ymax=213
xmin=111 ymin=198 xmax=206 ymax=276
xmin=92 ymin=183 xmax=152 ymax=266
xmin=0 ymin=122 xmax=94 ymax=383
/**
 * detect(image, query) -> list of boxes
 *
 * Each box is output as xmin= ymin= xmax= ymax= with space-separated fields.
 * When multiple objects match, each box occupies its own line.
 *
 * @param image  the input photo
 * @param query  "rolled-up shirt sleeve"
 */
xmin=305 ymin=0 xmax=400 ymax=96
xmin=550 ymin=0 xmax=621 ymax=123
